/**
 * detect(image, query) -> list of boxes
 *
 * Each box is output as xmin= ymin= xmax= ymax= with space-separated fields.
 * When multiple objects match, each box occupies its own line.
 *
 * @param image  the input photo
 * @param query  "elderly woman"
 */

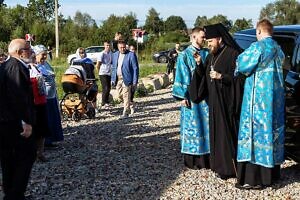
xmin=33 ymin=45 xmax=63 ymax=148
xmin=28 ymin=51 xmax=50 ymax=162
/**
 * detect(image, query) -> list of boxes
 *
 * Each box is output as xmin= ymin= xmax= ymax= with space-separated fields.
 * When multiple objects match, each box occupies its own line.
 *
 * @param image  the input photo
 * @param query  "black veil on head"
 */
xmin=204 ymin=23 xmax=242 ymax=53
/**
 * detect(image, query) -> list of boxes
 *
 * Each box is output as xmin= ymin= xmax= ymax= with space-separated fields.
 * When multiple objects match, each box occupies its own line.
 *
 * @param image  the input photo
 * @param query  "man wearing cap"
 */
xmin=234 ymin=19 xmax=285 ymax=189
xmin=0 ymin=39 xmax=36 ymax=199
xmin=172 ymin=27 xmax=210 ymax=169
xmin=190 ymin=23 xmax=243 ymax=179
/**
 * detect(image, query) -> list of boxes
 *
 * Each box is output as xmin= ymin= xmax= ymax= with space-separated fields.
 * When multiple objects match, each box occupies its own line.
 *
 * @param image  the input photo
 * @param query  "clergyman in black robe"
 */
xmin=190 ymin=23 xmax=243 ymax=179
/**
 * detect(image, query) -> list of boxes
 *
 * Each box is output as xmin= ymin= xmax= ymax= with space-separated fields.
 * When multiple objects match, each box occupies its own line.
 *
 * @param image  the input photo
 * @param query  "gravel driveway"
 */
xmin=1 ymin=88 xmax=300 ymax=199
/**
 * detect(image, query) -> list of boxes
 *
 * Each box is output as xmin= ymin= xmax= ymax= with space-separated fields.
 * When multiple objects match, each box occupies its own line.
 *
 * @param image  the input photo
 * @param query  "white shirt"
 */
xmin=117 ymin=53 xmax=125 ymax=77
xmin=97 ymin=50 xmax=112 ymax=76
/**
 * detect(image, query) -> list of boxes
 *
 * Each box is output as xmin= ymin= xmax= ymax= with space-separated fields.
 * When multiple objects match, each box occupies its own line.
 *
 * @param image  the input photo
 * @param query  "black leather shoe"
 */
xmin=217 ymin=174 xmax=234 ymax=180
xmin=44 ymin=143 xmax=59 ymax=149
xmin=36 ymin=155 xmax=48 ymax=162
xmin=235 ymin=183 xmax=252 ymax=190
xmin=235 ymin=183 xmax=263 ymax=190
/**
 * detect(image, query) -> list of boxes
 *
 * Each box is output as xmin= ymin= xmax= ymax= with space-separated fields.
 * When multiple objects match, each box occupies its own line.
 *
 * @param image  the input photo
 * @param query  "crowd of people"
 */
xmin=0 ymin=18 xmax=287 ymax=199
xmin=174 ymin=19 xmax=286 ymax=190
xmin=0 ymin=32 xmax=139 ymax=199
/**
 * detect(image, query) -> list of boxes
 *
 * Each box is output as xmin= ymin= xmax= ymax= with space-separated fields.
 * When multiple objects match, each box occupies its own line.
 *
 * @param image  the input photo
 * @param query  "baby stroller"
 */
xmin=60 ymin=64 xmax=97 ymax=121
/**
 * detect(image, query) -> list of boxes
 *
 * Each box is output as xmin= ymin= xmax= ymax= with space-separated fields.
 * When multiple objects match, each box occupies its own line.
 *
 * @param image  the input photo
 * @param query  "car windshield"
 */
xmin=86 ymin=48 xmax=96 ymax=53
xmin=85 ymin=47 xmax=104 ymax=53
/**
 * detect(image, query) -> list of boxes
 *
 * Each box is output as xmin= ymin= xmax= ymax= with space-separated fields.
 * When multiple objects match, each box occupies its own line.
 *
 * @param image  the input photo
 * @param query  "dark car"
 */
xmin=152 ymin=44 xmax=189 ymax=63
xmin=234 ymin=25 xmax=300 ymax=162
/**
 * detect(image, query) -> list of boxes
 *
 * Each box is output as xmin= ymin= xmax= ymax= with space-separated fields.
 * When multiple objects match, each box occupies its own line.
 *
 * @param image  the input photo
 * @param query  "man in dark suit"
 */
xmin=0 ymin=38 xmax=36 ymax=200
xmin=111 ymin=40 xmax=139 ymax=118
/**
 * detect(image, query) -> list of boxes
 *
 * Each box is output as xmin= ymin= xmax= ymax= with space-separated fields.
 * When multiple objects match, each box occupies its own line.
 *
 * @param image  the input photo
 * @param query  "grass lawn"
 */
xmin=51 ymin=60 xmax=167 ymax=99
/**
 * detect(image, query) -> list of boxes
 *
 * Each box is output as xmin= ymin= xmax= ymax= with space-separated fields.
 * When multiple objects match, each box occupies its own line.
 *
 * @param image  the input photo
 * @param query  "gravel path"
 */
xmin=1 ymin=88 xmax=300 ymax=199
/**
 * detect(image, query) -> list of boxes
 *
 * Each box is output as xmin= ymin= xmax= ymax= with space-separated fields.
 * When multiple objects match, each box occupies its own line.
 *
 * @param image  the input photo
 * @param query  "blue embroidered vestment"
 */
xmin=172 ymin=45 xmax=210 ymax=155
xmin=235 ymin=37 xmax=285 ymax=167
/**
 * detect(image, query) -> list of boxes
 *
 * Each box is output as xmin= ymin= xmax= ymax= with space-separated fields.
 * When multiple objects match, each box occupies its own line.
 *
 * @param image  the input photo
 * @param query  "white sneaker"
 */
xmin=120 ymin=109 xmax=128 ymax=119
xmin=120 ymin=113 xmax=128 ymax=119
xmin=130 ymin=107 xmax=135 ymax=115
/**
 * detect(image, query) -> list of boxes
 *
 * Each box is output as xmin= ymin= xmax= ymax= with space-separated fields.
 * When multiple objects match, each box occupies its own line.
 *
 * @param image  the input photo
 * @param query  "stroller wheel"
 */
xmin=72 ymin=111 xmax=81 ymax=121
xmin=87 ymin=107 xmax=96 ymax=119
xmin=61 ymin=111 xmax=69 ymax=121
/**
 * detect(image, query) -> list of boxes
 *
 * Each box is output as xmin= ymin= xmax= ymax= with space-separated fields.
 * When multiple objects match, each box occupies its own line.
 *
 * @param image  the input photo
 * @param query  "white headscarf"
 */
xmin=33 ymin=44 xmax=47 ymax=55
xmin=75 ymin=48 xmax=87 ymax=59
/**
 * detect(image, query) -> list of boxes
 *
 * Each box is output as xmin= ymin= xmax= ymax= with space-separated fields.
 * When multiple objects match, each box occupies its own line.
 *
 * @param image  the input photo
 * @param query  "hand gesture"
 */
xmin=181 ymin=99 xmax=191 ymax=108
xmin=209 ymin=70 xmax=222 ymax=80
xmin=21 ymin=123 xmax=32 ymax=138
xmin=193 ymin=52 xmax=202 ymax=65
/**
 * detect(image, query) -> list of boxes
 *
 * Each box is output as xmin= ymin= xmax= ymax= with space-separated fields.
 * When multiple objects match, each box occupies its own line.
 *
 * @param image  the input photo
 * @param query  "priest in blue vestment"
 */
xmin=234 ymin=19 xmax=285 ymax=189
xmin=172 ymin=27 xmax=210 ymax=169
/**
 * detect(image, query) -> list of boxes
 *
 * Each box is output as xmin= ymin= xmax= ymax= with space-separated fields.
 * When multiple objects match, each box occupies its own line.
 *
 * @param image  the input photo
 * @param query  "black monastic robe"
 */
xmin=190 ymin=45 xmax=241 ymax=178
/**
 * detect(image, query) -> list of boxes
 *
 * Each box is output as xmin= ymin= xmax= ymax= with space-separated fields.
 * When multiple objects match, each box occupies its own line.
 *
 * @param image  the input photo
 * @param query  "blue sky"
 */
xmin=6 ymin=0 xmax=275 ymax=27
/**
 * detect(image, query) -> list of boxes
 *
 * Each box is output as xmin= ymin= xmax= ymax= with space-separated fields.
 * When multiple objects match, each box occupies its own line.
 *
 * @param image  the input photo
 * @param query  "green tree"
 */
xmin=164 ymin=15 xmax=187 ymax=32
xmin=0 ymin=6 xmax=10 ymax=42
xmin=10 ymin=26 xmax=24 ymax=39
xmin=27 ymin=0 xmax=55 ymax=22
xmin=194 ymin=16 xmax=208 ymax=27
xmin=193 ymin=15 xmax=232 ymax=29
xmin=98 ymin=13 xmax=137 ymax=43
xmin=208 ymin=14 xmax=232 ymax=30
xmin=144 ymin=8 xmax=163 ymax=35
xmin=31 ymin=20 xmax=55 ymax=46
xmin=231 ymin=18 xmax=253 ymax=33
xmin=1 ymin=5 xmax=28 ymax=41
xmin=259 ymin=0 xmax=300 ymax=25
xmin=73 ymin=11 xmax=96 ymax=27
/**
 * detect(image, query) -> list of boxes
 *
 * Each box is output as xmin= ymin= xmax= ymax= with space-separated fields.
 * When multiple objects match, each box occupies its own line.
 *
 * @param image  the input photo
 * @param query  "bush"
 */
xmin=134 ymin=86 xmax=148 ymax=97
xmin=145 ymin=85 xmax=154 ymax=93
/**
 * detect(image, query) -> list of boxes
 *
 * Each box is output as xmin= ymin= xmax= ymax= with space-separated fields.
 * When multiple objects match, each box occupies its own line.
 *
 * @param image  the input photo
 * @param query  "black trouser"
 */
xmin=166 ymin=62 xmax=175 ymax=75
xmin=0 ymin=120 xmax=36 ymax=200
xmin=130 ymin=87 xmax=136 ymax=102
xmin=99 ymin=75 xmax=111 ymax=105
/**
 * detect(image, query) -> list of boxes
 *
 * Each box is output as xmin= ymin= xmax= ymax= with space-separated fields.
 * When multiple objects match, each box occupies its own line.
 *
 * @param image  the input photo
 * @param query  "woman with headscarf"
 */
xmin=28 ymin=51 xmax=50 ymax=162
xmin=33 ymin=45 xmax=63 ymax=148
xmin=73 ymin=47 xmax=98 ymax=107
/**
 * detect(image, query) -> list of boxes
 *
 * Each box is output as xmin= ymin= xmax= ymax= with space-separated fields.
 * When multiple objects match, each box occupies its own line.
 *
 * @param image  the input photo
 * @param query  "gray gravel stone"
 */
xmin=1 ymin=88 xmax=299 ymax=200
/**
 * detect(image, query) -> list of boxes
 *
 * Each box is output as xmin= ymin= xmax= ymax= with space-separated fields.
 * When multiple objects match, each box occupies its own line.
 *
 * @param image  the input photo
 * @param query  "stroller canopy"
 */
xmin=64 ymin=64 xmax=87 ymax=83
xmin=72 ymin=58 xmax=95 ymax=79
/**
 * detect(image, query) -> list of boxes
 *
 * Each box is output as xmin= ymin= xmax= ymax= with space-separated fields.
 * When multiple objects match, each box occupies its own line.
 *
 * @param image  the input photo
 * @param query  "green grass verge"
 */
xmin=51 ymin=59 xmax=167 ymax=99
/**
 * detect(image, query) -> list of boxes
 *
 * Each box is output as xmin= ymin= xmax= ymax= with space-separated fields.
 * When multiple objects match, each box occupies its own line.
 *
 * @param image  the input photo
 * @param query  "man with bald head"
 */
xmin=0 ymin=38 xmax=36 ymax=199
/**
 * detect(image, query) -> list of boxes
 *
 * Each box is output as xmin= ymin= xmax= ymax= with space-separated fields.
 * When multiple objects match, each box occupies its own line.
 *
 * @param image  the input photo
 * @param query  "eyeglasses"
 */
xmin=79 ymin=52 xmax=85 ymax=54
